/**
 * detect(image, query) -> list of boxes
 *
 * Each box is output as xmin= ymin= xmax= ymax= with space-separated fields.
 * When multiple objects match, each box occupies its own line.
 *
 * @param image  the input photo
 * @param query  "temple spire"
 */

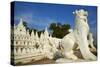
xmin=31 ymin=30 xmax=35 ymax=37
xmin=44 ymin=27 xmax=49 ymax=37
xmin=19 ymin=18 xmax=23 ymax=25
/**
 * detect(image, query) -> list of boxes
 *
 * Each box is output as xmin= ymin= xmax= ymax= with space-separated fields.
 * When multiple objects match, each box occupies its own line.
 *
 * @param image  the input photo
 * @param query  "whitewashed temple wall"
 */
xmin=11 ymin=18 xmax=61 ymax=63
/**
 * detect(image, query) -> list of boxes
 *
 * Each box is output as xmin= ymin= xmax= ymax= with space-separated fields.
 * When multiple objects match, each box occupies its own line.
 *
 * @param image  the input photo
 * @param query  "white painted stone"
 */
xmin=60 ymin=9 xmax=96 ymax=61
xmin=11 ymin=9 xmax=97 ymax=64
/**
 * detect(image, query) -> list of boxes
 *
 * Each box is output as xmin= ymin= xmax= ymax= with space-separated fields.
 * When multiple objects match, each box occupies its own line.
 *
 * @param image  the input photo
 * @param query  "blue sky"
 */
xmin=13 ymin=1 xmax=97 ymax=38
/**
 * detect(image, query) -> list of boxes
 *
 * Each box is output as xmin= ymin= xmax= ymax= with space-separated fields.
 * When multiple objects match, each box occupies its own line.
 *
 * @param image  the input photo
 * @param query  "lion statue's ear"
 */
xmin=85 ymin=11 xmax=88 ymax=16
xmin=73 ymin=10 xmax=78 ymax=15
xmin=73 ymin=12 xmax=75 ymax=14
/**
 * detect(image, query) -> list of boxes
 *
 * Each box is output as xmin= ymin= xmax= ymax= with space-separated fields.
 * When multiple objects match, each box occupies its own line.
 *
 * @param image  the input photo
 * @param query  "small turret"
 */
xmin=31 ymin=30 xmax=35 ymax=37
xmin=44 ymin=27 xmax=49 ymax=37
xmin=35 ymin=31 xmax=39 ymax=41
xmin=26 ymin=29 xmax=30 ymax=36
xmin=15 ymin=18 xmax=26 ymax=35
xmin=18 ymin=18 xmax=24 ymax=27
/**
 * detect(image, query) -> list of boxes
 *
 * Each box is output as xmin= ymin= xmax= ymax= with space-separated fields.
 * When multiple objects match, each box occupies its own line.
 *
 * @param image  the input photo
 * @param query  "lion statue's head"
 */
xmin=73 ymin=9 xmax=89 ymax=35
xmin=73 ymin=9 xmax=88 ymax=24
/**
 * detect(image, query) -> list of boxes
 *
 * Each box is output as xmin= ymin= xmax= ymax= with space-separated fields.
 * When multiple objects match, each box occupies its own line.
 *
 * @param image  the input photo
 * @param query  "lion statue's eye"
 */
xmin=84 ymin=14 xmax=87 ymax=16
xmin=84 ymin=19 xmax=86 ymax=22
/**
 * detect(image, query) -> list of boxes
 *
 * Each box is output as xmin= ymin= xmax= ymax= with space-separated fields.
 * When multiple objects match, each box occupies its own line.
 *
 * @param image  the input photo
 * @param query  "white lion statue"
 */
xmin=60 ymin=9 xmax=96 ymax=60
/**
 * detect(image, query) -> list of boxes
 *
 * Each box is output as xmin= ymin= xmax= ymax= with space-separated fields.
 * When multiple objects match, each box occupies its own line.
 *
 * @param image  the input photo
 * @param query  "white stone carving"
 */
xmin=12 ymin=18 xmax=59 ymax=64
xmin=59 ymin=9 xmax=96 ymax=61
xmin=11 ymin=9 xmax=97 ymax=64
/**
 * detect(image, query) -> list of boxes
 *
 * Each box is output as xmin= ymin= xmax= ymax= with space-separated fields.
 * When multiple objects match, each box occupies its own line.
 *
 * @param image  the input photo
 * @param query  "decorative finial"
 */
xmin=20 ymin=18 xmax=23 ymax=23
